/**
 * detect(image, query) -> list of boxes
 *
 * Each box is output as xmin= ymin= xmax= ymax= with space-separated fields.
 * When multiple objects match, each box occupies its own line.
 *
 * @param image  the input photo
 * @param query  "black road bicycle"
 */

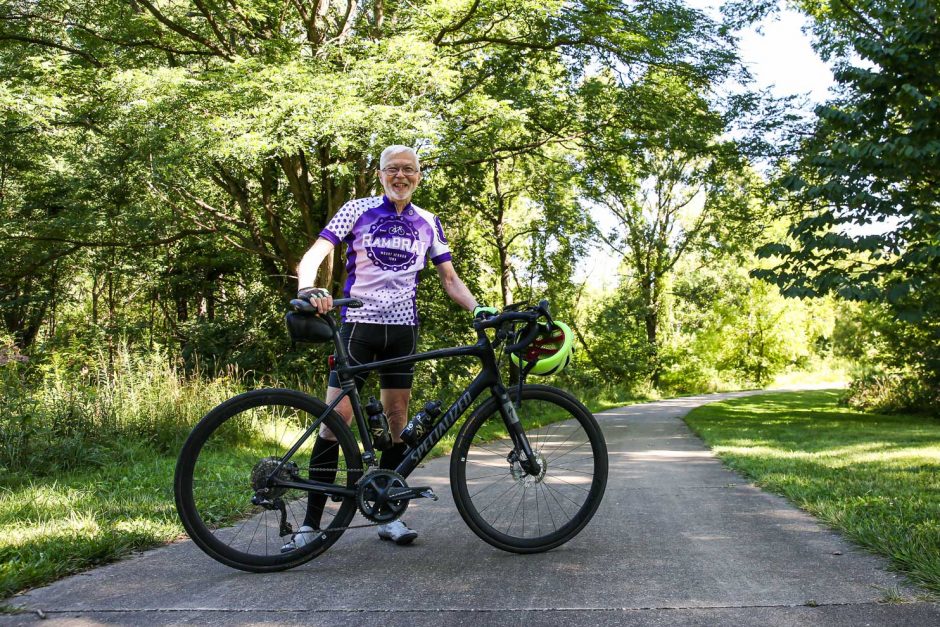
xmin=173 ymin=299 xmax=608 ymax=572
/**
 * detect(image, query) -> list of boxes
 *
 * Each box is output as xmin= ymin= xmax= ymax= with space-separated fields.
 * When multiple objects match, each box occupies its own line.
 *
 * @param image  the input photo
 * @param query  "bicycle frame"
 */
xmin=269 ymin=316 xmax=539 ymax=497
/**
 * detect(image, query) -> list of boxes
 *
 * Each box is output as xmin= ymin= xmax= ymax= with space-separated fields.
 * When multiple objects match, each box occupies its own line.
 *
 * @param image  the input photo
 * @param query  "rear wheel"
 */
xmin=174 ymin=389 xmax=362 ymax=572
xmin=450 ymin=384 xmax=607 ymax=553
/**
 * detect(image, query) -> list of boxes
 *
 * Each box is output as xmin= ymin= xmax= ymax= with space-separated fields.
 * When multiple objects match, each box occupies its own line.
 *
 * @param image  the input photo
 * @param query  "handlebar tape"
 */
xmin=289 ymin=298 xmax=363 ymax=313
xmin=505 ymin=321 xmax=542 ymax=354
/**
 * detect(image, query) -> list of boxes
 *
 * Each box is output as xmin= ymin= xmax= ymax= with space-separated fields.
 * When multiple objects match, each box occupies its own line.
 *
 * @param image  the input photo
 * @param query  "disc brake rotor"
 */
xmin=510 ymin=452 xmax=547 ymax=485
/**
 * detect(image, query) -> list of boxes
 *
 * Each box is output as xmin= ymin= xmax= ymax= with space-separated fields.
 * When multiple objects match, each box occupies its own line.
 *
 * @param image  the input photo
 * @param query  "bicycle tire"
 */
xmin=450 ymin=384 xmax=607 ymax=553
xmin=174 ymin=388 xmax=362 ymax=572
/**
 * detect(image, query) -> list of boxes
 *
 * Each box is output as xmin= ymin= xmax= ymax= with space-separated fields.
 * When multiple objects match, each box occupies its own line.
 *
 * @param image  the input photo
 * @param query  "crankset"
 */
xmin=355 ymin=469 xmax=438 ymax=523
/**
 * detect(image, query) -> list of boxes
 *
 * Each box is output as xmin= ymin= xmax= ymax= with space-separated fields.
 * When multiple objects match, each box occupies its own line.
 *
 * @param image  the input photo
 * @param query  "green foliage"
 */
xmin=1 ymin=0 xmax=741 ymax=379
xmin=0 ymin=345 xmax=245 ymax=476
xmin=845 ymin=372 xmax=938 ymax=416
xmin=574 ymin=283 xmax=654 ymax=388
xmin=686 ymin=390 xmax=940 ymax=594
xmin=576 ymin=63 xmax=772 ymax=387
xmin=752 ymin=1 xmax=940 ymax=396
xmin=579 ymin=247 xmax=836 ymax=394
xmin=833 ymin=300 xmax=940 ymax=414
xmin=671 ymin=270 xmax=833 ymax=390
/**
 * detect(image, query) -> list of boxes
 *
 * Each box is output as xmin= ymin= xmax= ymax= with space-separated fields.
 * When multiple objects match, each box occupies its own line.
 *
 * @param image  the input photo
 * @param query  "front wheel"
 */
xmin=174 ymin=389 xmax=362 ymax=572
xmin=450 ymin=384 xmax=608 ymax=553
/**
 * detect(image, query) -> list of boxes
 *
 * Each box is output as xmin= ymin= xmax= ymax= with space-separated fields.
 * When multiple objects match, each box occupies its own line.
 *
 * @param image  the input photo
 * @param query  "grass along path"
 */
xmin=0 ymin=445 xmax=181 ymax=600
xmin=684 ymin=390 xmax=940 ymax=595
xmin=1 ymin=384 xmax=638 ymax=600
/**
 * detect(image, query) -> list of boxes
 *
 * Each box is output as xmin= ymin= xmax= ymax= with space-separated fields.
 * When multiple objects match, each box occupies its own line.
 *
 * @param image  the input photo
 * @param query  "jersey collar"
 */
xmin=382 ymin=195 xmax=413 ymax=216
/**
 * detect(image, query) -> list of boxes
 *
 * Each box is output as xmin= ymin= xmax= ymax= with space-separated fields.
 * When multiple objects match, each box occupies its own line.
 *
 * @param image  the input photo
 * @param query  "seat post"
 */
xmin=326 ymin=315 xmax=350 ymax=368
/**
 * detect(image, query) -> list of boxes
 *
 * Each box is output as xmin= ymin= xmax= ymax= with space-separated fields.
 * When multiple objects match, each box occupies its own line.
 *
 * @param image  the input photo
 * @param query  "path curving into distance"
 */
xmin=4 ymin=389 xmax=938 ymax=626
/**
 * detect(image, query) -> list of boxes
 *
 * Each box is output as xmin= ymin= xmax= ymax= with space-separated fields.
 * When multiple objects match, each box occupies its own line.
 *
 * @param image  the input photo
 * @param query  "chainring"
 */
xmin=356 ymin=469 xmax=409 ymax=523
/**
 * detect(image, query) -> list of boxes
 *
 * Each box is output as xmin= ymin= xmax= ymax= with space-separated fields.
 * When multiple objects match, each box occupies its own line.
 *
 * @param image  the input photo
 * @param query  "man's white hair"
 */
xmin=380 ymin=145 xmax=420 ymax=169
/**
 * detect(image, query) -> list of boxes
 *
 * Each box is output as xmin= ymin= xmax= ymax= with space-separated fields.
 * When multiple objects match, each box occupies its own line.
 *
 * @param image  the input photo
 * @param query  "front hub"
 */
xmin=510 ymin=451 xmax=547 ymax=485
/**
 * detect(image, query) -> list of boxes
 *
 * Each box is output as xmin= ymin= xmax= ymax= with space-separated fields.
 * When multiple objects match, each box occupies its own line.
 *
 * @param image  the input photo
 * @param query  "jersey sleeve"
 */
xmin=319 ymin=200 xmax=361 ymax=245
xmin=429 ymin=214 xmax=452 ymax=265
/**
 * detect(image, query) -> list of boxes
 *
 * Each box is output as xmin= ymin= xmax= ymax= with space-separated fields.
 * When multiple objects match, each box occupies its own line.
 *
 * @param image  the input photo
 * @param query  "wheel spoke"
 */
xmin=544 ymin=473 xmax=592 ymax=493
xmin=538 ymin=482 xmax=558 ymax=532
xmin=546 ymin=439 xmax=591 ymax=463
xmin=453 ymin=389 xmax=606 ymax=550
xmin=549 ymin=464 xmax=595 ymax=476
xmin=541 ymin=480 xmax=585 ymax=509
xmin=176 ymin=393 xmax=361 ymax=570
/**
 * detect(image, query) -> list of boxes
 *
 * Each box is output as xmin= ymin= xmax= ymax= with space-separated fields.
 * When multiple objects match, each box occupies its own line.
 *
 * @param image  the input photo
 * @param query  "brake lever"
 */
xmin=536 ymin=299 xmax=555 ymax=328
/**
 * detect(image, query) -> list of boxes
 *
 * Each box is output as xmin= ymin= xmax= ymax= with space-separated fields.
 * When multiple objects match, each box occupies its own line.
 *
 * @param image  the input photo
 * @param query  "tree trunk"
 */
xmin=91 ymin=271 xmax=99 ymax=326
xmin=374 ymin=0 xmax=384 ymax=33
xmin=107 ymin=261 xmax=115 ymax=375
xmin=641 ymin=279 xmax=660 ymax=388
xmin=176 ymin=289 xmax=189 ymax=323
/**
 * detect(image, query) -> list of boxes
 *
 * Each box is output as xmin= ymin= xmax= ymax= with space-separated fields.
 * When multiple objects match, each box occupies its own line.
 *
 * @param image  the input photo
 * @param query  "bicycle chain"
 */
xmin=285 ymin=467 xmax=417 ymax=533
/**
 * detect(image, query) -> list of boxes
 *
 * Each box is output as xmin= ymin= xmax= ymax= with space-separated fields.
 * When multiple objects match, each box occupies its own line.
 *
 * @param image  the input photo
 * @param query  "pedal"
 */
xmin=419 ymin=489 xmax=439 ymax=501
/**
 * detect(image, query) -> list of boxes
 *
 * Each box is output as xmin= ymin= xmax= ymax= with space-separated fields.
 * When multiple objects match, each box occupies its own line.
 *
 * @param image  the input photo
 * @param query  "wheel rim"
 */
xmin=460 ymin=397 xmax=601 ymax=544
xmin=182 ymin=400 xmax=357 ymax=563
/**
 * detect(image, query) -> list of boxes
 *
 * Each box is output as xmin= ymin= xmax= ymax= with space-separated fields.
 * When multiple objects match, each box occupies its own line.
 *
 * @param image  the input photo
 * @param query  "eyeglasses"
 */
xmin=380 ymin=166 xmax=420 ymax=176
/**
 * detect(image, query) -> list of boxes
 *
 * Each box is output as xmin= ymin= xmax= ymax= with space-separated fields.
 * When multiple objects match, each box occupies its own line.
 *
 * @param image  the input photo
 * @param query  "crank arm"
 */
xmin=387 ymin=486 xmax=438 ymax=502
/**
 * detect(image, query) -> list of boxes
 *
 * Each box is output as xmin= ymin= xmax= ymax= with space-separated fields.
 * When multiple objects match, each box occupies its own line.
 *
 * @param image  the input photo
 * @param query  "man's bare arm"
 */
xmin=297 ymin=238 xmax=335 ymax=314
xmin=435 ymin=261 xmax=479 ymax=311
xmin=297 ymin=238 xmax=335 ymax=289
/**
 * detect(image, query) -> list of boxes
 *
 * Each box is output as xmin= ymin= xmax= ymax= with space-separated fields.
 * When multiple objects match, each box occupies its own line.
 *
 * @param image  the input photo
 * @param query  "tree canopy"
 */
xmin=2 ymin=0 xmax=933 ymax=411
xmin=746 ymin=0 xmax=939 ymax=390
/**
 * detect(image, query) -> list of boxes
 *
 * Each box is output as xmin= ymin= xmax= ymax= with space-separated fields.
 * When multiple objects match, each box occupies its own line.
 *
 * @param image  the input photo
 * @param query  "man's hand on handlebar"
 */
xmin=472 ymin=304 xmax=499 ymax=319
xmin=297 ymin=286 xmax=333 ymax=315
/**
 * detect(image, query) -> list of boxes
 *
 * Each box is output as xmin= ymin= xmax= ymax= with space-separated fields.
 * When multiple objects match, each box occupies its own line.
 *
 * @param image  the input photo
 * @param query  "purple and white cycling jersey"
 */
xmin=319 ymin=195 xmax=452 ymax=325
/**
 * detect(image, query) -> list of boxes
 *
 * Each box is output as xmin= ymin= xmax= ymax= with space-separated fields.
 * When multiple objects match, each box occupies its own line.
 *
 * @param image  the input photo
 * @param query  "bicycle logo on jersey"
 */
xmin=363 ymin=216 xmax=427 ymax=272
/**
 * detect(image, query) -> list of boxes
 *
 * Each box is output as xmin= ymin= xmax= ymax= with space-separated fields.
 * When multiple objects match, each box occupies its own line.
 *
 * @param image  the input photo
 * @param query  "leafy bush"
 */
xmin=658 ymin=348 xmax=723 ymax=394
xmin=833 ymin=301 xmax=939 ymax=416
xmin=843 ymin=371 xmax=938 ymax=416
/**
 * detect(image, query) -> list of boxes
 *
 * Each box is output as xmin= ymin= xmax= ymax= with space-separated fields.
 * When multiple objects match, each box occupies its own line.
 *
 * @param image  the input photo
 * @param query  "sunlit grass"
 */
xmin=685 ymin=390 xmax=940 ymax=594
xmin=1 ymin=382 xmax=608 ymax=599
xmin=0 ymin=443 xmax=180 ymax=598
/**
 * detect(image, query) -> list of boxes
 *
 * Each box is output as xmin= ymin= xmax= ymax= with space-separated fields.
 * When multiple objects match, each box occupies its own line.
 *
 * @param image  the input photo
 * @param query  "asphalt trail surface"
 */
xmin=5 ymin=390 xmax=938 ymax=625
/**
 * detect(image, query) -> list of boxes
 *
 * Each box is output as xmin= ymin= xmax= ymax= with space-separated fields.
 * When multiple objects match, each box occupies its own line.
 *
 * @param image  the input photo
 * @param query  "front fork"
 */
xmin=496 ymin=390 xmax=541 ymax=476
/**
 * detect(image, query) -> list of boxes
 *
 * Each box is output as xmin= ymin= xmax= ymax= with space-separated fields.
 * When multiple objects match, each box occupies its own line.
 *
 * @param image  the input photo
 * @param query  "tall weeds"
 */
xmin=0 ymin=346 xmax=245 ymax=477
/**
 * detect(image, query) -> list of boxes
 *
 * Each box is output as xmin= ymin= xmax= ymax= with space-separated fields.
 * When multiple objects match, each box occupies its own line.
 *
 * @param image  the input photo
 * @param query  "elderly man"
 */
xmin=286 ymin=145 xmax=491 ymax=548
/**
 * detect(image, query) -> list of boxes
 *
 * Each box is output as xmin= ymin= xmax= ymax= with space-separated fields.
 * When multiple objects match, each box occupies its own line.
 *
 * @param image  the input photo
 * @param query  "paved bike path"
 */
xmin=4 ymin=390 xmax=939 ymax=625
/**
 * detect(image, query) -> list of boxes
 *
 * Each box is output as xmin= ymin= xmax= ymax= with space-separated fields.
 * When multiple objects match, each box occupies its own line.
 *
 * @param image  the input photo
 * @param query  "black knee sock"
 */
xmin=303 ymin=435 xmax=339 ymax=528
xmin=380 ymin=442 xmax=409 ymax=471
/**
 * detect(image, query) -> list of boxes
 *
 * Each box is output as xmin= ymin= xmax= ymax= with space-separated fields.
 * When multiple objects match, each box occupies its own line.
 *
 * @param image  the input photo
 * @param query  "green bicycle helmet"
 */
xmin=510 ymin=321 xmax=574 ymax=376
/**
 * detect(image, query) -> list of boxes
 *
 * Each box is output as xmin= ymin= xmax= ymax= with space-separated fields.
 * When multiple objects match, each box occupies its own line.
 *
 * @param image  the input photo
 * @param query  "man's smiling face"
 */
xmin=378 ymin=151 xmax=422 ymax=206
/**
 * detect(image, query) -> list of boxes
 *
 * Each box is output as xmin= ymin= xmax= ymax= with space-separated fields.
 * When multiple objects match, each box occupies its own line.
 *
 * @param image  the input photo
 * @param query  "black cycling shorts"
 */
xmin=328 ymin=322 xmax=418 ymax=391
